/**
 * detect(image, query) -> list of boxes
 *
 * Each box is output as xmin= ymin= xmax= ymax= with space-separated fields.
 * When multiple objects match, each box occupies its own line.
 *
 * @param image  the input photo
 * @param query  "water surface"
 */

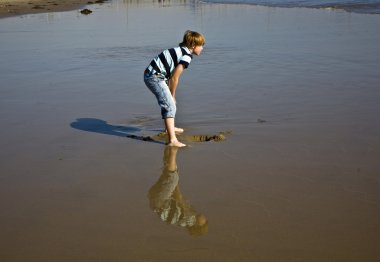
xmin=203 ymin=0 xmax=380 ymax=14
xmin=1 ymin=0 xmax=380 ymax=261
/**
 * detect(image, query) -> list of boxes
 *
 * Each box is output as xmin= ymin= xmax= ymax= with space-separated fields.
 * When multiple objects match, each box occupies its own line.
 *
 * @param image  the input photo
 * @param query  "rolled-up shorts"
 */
xmin=144 ymin=71 xmax=176 ymax=119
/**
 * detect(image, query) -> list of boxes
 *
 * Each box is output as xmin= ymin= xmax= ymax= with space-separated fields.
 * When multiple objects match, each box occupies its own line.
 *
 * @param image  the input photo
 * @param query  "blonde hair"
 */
xmin=179 ymin=30 xmax=205 ymax=49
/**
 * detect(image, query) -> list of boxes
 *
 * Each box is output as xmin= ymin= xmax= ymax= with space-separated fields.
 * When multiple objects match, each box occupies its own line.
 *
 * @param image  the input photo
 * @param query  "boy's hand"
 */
xmin=168 ymin=64 xmax=184 ymax=103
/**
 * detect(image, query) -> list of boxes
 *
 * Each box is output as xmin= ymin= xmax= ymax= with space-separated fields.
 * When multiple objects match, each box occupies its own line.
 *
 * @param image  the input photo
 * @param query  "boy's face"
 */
xmin=192 ymin=45 xmax=204 ymax=56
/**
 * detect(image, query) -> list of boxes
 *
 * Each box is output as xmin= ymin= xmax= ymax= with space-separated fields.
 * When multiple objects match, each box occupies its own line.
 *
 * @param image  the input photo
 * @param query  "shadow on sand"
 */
xmin=70 ymin=118 xmax=165 ymax=145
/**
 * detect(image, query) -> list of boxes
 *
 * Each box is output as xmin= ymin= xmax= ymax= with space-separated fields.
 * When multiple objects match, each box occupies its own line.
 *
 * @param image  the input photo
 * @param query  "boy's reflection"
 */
xmin=148 ymin=146 xmax=208 ymax=236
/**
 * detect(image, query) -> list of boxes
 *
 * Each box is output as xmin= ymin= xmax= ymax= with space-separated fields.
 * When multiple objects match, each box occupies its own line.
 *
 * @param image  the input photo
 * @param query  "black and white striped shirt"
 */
xmin=146 ymin=46 xmax=193 ymax=79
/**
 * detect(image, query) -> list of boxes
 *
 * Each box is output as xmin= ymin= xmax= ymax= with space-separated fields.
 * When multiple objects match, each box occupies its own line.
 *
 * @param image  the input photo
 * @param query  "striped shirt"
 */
xmin=146 ymin=46 xmax=193 ymax=79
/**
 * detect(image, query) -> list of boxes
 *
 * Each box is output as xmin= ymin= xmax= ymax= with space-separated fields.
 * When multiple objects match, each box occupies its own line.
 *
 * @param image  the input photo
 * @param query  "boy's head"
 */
xmin=187 ymin=214 xmax=208 ymax=236
xmin=179 ymin=30 xmax=205 ymax=49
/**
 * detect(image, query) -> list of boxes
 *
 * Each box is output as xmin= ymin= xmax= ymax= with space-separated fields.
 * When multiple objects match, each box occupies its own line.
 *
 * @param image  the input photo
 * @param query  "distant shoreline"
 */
xmin=0 ymin=0 xmax=107 ymax=18
xmin=201 ymin=0 xmax=380 ymax=15
xmin=2 ymin=0 xmax=379 ymax=19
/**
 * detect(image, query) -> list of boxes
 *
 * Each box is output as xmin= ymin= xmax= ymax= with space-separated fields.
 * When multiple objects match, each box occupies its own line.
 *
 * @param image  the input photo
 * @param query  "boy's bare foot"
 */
xmin=174 ymin=127 xmax=184 ymax=133
xmin=167 ymin=140 xmax=186 ymax=147
xmin=164 ymin=127 xmax=184 ymax=134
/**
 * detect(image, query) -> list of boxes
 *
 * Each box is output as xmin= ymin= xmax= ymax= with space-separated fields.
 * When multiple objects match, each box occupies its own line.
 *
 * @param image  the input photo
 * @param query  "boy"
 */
xmin=144 ymin=30 xmax=205 ymax=147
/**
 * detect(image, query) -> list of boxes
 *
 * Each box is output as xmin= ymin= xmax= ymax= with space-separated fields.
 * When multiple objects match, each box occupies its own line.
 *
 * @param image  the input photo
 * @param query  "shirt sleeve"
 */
xmin=178 ymin=54 xmax=192 ymax=69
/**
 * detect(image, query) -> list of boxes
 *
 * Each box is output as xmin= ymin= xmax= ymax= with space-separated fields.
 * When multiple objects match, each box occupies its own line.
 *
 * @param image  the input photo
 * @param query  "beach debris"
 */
xmin=153 ymin=131 xmax=230 ymax=143
xmin=257 ymin=118 xmax=267 ymax=123
xmin=185 ymin=133 xmax=226 ymax=142
xmin=32 ymin=5 xmax=44 ymax=9
xmin=80 ymin=9 xmax=93 ymax=15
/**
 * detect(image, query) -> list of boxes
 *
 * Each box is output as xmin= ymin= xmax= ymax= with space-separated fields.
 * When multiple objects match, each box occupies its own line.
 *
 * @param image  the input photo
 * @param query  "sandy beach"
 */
xmin=0 ymin=0 xmax=104 ymax=18
xmin=1 ymin=0 xmax=380 ymax=261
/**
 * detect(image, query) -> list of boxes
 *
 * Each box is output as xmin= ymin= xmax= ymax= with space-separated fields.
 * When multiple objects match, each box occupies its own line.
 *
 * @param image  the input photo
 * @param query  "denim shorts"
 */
xmin=144 ymin=72 xmax=176 ymax=119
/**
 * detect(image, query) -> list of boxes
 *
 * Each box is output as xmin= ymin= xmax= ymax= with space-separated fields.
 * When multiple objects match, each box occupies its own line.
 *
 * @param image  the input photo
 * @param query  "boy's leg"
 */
xmin=144 ymin=76 xmax=185 ymax=146
xmin=165 ymin=117 xmax=186 ymax=147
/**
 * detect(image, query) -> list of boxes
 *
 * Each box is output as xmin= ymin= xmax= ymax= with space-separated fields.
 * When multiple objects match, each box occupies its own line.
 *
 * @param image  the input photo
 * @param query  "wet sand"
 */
xmin=1 ymin=0 xmax=380 ymax=261
xmin=0 ymin=0 xmax=104 ymax=18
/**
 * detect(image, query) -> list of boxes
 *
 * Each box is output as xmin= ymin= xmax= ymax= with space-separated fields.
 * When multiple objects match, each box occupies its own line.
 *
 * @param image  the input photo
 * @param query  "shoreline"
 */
xmin=2 ymin=0 xmax=380 ymax=19
xmin=0 ymin=0 xmax=108 ymax=18
xmin=201 ymin=0 xmax=380 ymax=15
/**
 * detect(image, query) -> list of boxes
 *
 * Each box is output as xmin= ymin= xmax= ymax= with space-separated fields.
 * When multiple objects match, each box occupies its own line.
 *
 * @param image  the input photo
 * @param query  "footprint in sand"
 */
xmin=150 ymin=131 xmax=230 ymax=143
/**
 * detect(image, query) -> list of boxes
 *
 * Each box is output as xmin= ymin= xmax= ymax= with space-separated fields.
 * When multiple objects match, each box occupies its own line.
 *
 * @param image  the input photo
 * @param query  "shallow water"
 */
xmin=203 ymin=0 xmax=380 ymax=14
xmin=1 ymin=0 xmax=380 ymax=261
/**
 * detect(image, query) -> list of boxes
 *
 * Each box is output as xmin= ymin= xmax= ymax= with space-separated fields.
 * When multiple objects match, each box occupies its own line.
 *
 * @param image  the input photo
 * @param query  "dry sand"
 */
xmin=0 ymin=0 xmax=101 ymax=18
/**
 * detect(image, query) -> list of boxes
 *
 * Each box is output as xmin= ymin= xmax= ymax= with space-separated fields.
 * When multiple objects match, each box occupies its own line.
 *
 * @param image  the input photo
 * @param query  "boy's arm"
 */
xmin=169 ymin=64 xmax=184 ymax=102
